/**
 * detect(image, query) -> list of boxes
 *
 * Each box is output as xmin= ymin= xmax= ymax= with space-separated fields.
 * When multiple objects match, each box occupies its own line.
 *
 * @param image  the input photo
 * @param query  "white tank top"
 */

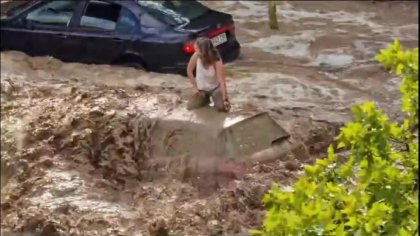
xmin=196 ymin=58 xmax=219 ymax=91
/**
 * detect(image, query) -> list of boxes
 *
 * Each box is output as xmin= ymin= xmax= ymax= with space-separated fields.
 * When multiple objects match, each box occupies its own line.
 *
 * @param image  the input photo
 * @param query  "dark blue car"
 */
xmin=0 ymin=0 xmax=241 ymax=75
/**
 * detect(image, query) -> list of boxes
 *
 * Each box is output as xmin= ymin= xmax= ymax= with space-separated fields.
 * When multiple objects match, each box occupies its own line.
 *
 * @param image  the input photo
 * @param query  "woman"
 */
xmin=186 ymin=37 xmax=231 ymax=112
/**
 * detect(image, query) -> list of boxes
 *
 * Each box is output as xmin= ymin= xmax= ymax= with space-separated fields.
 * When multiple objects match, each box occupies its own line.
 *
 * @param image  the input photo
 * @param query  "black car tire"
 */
xmin=114 ymin=54 xmax=147 ymax=71
xmin=123 ymin=61 xmax=146 ymax=70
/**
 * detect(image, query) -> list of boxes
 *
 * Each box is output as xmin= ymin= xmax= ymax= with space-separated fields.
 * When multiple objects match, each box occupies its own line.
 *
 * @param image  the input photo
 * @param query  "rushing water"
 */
xmin=1 ymin=1 xmax=418 ymax=235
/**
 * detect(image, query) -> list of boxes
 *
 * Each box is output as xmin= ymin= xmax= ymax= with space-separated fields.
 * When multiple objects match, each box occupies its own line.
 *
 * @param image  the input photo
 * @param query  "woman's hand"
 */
xmin=224 ymin=99 xmax=231 ymax=112
xmin=215 ymin=60 xmax=230 ymax=111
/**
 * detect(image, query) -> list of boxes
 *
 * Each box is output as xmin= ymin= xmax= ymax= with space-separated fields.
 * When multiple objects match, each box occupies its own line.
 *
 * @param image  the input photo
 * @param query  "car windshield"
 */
xmin=137 ymin=0 xmax=208 ymax=26
xmin=1 ymin=0 xmax=35 ymax=19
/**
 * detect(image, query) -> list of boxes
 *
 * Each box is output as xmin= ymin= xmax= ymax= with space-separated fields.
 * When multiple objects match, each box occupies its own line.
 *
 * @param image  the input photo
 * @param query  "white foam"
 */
xmin=279 ymin=4 xmax=378 ymax=27
xmin=309 ymin=53 xmax=354 ymax=67
xmin=243 ymin=31 xmax=317 ymax=59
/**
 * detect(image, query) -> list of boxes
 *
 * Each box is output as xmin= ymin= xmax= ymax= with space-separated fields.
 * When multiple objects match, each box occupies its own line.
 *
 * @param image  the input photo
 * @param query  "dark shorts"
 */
xmin=187 ymin=86 xmax=225 ymax=111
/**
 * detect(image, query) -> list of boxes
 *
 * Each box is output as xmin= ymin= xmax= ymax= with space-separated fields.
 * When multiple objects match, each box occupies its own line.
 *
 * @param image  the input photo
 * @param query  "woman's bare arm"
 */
xmin=187 ymin=52 xmax=199 ymax=91
xmin=215 ymin=60 xmax=228 ymax=101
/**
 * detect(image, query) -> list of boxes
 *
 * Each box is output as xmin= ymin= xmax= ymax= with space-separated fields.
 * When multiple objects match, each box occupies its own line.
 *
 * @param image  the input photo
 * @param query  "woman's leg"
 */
xmin=211 ymin=87 xmax=226 ymax=112
xmin=187 ymin=91 xmax=210 ymax=110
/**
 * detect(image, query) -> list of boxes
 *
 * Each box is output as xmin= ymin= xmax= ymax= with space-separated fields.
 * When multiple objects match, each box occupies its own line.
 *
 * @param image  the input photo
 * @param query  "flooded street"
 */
xmin=1 ymin=1 xmax=418 ymax=235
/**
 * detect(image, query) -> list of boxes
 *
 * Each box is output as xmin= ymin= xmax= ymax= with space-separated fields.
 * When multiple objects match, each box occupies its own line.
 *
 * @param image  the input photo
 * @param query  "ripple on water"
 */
xmin=243 ymin=31 xmax=318 ymax=59
xmin=30 ymin=169 xmax=140 ymax=218
xmin=308 ymin=53 xmax=354 ymax=68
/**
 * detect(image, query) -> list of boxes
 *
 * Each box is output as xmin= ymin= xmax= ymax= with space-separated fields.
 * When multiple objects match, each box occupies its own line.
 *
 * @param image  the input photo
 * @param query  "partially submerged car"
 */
xmin=0 ymin=0 xmax=240 ymax=74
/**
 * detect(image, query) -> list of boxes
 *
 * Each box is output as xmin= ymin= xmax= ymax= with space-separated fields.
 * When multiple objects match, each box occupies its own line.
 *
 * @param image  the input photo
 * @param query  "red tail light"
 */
xmin=183 ymin=40 xmax=195 ymax=54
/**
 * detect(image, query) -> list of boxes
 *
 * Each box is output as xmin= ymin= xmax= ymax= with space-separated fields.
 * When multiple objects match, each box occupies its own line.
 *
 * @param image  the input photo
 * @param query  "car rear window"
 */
xmin=137 ymin=0 xmax=209 ymax=26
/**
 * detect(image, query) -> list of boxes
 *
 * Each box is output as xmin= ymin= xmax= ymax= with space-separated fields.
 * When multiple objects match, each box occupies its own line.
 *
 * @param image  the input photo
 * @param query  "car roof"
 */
xmin=14 ymin=0 xmax=140 ymax=7
xmin=2 ymin=0 xmax=153 ymax=19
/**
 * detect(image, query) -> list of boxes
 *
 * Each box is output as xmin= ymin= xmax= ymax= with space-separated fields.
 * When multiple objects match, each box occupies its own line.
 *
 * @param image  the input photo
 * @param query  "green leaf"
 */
xmin=325 ymin=223 xmax=337 ymax=231
xmin=335 ymin=224 xmax=346 ymax=236
xmin=396 ymin=63 xmax=404 ymax=75
xmin=252 ymin=42 xmax=418 ymax=236
xmin=249 ymin=229 xmax=263 ymax=235
xmin=345 ymin=216 xmax=358 ymax=228
xmin=304 ymin=165 xmax=319 ymax=176
xmin=398 ymin=228 xmax=411 ymax=236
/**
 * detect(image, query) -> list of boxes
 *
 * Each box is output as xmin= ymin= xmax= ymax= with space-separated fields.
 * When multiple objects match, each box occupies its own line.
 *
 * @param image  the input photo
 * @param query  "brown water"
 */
xmin=1 ymin=1 xmax=418 ymax=235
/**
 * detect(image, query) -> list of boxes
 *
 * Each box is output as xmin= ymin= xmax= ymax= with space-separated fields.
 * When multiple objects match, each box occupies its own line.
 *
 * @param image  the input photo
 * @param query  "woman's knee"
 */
xmin=187 ymin=92 xmax=209 ymax=110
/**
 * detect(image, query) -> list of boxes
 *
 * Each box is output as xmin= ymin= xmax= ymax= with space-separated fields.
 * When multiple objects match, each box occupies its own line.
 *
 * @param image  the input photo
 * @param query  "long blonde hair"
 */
xmin=195 ymin=37 xmax=221 ymax=66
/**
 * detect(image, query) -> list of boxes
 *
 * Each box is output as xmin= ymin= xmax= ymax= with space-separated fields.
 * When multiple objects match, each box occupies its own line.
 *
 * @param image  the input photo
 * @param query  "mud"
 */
xmin=1 ymin=1 xmax=418 ymax=235
xmin=0 ymin=80 xmax=292 ymax=235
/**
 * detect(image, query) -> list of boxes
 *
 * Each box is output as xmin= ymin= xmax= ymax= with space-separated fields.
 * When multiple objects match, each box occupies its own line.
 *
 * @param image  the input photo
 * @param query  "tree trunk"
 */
xmin=268 ymin=1 xmax=279 ymax=30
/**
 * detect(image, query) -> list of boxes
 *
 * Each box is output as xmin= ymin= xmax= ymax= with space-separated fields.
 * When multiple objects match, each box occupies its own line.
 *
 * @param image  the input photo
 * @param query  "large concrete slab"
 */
xmin=149 ymin=108 xmax=290 ymax=159
xmin=218 ymin=112 xmax=290 ymax=158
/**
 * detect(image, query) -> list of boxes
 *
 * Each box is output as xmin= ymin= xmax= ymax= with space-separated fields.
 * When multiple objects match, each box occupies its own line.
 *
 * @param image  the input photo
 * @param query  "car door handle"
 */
xmin=112 ymin=38 xmax=123 ymax=43
xmin=56 ymin=34 xmax=68 ymax=39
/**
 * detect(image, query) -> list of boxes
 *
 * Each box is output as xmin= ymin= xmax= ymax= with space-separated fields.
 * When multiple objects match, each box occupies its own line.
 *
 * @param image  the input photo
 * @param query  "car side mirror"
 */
xmin=13 ymin=17 xmax=32 ymax=29
xmin=24 ymin=20 xmax=35 ymax=30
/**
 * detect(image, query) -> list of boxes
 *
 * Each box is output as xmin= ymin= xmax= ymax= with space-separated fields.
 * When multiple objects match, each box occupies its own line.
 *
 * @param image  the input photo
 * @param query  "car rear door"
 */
xmin=67 ymin=0 xmax=139 ymax=64
xmin=11 ymin=1 xmax=84 ymax=59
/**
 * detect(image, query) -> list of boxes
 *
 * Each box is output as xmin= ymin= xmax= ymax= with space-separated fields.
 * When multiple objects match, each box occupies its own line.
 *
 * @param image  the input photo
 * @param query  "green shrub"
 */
xmin=252 ymin=40 xmax=418 ymax=236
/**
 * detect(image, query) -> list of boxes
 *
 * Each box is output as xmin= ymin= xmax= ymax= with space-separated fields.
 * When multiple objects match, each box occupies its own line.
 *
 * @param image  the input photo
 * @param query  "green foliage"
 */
xmin=375 ymin=40 xmax=419 ymax=131
xmin=252 ymin=40 xmax=418 ymax=236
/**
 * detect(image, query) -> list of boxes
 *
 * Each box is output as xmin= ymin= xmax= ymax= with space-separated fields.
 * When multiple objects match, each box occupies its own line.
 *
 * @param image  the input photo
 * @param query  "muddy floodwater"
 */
xmin=1 ymin=1 xmax=418 ymax=235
